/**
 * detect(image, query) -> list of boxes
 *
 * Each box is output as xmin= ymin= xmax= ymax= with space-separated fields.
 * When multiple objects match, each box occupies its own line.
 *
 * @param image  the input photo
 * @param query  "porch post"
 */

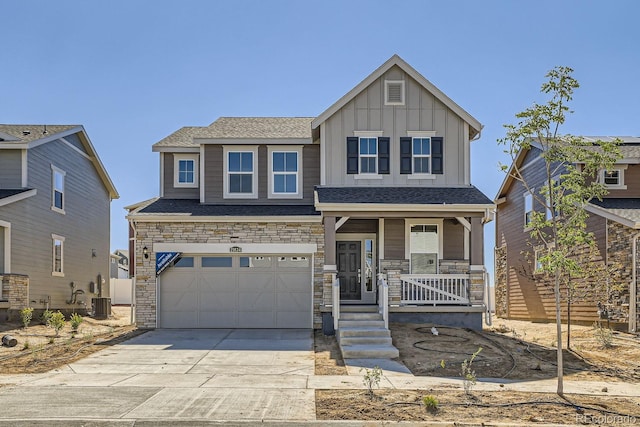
xmin=323 ymin=216 xmax=337 ymax=308
xmin=469 ymin=217 xmax=485 ymax=305
xmin=470 ymin=217 xmax=484 ymax=266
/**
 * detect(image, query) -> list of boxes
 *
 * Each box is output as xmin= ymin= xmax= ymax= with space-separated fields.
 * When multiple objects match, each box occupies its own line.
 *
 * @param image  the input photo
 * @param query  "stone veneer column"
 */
xmin=386 ymin=270 xmax=401 ymax=306
xmin=5 ymin=274 xmax=29 ymax=321
xmin=468 ymin=266 xmax=485 ymax=305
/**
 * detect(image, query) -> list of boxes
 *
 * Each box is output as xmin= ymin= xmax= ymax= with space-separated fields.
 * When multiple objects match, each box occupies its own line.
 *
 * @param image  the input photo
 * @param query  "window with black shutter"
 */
xmin=400 ymin=136 xmax=444 ymax=175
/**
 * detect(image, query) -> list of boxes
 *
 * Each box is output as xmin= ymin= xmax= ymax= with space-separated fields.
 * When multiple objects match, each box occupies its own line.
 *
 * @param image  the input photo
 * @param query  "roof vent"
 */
xmin=22 ymin=130 xmax=31 ymax=136
xmin=385 ymin=80 xmax=405 ymax=105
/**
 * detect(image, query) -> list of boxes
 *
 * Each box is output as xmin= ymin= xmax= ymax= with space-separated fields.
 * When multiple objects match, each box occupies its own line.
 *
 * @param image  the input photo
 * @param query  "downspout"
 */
xmin=129 ymin=219 xmax=137 ymax=326
xmin=631 ymin=232 xmax=640 ymax=333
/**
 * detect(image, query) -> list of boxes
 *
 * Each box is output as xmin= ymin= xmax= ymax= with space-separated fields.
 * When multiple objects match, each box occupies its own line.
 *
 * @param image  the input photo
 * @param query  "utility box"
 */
xmin=92 ymin=297 xmax=111 ymax=320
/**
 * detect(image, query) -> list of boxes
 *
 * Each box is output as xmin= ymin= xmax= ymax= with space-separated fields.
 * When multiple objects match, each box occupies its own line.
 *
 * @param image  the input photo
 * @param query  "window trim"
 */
xmin=359 ymin=137 xmax=378 ymax=174
xmin=51 ymin=165 xmax=66 ymax=214
xmin=173 ymin=154 xmax=199 ymax=188
xmin=350 ymin=131 xmax=386 ymax=178
xmin=268 ymin=146 xmax=303 ymax=199
xmin=223 ymin=146 xmax=258 ymax=199
xmin=384 ymin=80 xmax=405 ymax=105
xmin=600 ymin=165 xmax=627 ymax=189
xmin=405 ymin=219 xmax=443 ymax=274
xmin=52 ymin=234 xmax=65 ymax=277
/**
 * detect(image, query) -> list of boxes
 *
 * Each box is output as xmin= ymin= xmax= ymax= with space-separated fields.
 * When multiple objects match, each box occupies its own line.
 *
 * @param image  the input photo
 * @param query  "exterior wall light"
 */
xmin=143 ymin=246 xmax=149 ymax=259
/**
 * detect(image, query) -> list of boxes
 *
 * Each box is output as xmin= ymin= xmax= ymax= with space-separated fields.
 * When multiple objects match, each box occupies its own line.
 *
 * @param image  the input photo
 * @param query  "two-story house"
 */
xmin=494 ymin=137 xmax=640 ymax=332
xmin=127 ymin=55 xmax=494 ymax=343
xmin=0 ymin=125 xmax=119 ymax=319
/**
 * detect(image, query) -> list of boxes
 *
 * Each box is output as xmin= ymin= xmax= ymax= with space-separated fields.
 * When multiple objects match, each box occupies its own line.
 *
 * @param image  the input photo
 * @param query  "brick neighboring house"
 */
xmin=494 ymin=137 xmax=640 ymax=332
xmin=0 ymin=125 xmax=118 ymax=319
xmin=127 ymin=55 xmax=495 ymax=338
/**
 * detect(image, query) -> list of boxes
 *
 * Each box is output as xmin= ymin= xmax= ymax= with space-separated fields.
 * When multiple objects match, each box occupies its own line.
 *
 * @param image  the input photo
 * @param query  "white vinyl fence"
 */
xmin=110 ymin=278 xmax=133 ymax=305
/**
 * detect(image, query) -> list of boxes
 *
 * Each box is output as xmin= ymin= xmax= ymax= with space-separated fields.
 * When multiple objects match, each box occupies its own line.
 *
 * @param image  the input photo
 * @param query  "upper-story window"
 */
xmin=346 ymin=134 xmax=389 ymax=177
xmin=600 ymin=166 xmax=627 ymax=189
xmin=223 ymin=146 xmax=258 ymax=199
xmin=51 ymin=165 xmax=65 ymax=214
xmin=268 ymin=146 xmax=302 ymax=198
xmin=400 ymin=134 xmax=443 ymax=176
xmin=385 ymin=80 xmax=405 ymax=105
xmin=174 ymin=154 xmax=198 ymax=188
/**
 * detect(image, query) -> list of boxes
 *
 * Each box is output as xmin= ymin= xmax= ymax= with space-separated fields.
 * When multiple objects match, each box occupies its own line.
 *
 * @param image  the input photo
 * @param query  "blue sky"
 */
xmin=2 ymin=1 xmax=639 ymax=280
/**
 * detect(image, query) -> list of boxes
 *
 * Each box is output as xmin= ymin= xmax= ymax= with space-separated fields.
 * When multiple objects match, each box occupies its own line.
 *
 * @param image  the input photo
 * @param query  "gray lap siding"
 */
xmin=134 ymin=221 xmax=325 ymax=329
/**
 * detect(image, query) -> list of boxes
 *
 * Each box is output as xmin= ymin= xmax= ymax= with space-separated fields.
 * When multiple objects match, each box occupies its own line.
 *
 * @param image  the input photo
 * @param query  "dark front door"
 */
xmin=337 ymin=241 xmax=361 ymax=300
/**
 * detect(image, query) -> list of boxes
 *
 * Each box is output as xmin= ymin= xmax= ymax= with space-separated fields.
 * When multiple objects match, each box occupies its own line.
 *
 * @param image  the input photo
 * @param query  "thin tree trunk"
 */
xmin=555 ymin=270 xmax=564 ymax=395
xmin=567 ymin=292 xmax=571 ymax=350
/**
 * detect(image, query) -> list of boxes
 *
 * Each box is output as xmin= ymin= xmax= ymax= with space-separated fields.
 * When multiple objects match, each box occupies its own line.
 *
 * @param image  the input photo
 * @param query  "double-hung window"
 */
xmin=51 ymin=165 xmax=65 ymax=213
xmin=268 ymin=146 xmax=302 ymax=198
xmin=600 ymin=166 xmax=627 ymax=189
xmin=52 ymin=234 xmax=65 ymax=276
xmin=174 ymin=154 xmax=198 ymax=188
xmin=346 ymin=134 xmax=389 ymax=176
xmin=400 ymin=134 xmax=443 ymax=176
xmin=224 ymin=146 xmax=258 ymax=198
xmin=524 ymin=191 xmax=534 ymax=228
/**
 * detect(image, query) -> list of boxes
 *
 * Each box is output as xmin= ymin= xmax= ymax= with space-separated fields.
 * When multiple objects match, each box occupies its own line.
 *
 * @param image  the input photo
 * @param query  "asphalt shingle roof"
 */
xmin=153 ymin=117 xmax=314 ymax=148
xmin=0 ymin=125 xmax=78 ymax=144
xmin=590 ymin=198 xmax=640 ymax=224
xmin=315 ymin=186 xmax=494 ymax=205
xmin=139 ymin=198 xmax=319 ymax=216
xmin=0 ymin=189 xmax=31 ymax=200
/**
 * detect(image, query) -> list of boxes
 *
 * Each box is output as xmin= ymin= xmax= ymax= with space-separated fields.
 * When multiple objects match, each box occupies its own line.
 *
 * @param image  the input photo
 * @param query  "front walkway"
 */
xmin=0 ymin=329 xmax=637 ymax=424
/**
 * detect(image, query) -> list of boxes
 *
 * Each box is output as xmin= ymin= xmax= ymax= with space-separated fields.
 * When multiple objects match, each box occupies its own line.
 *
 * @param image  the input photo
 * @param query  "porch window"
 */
xmin=410 ymin=225 xmax=438 ymax=274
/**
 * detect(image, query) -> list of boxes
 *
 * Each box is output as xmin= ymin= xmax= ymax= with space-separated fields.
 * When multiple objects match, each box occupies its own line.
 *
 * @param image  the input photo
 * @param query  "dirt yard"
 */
xmin=314 ymin=318 xmax=640 ymax=424
xmin=0 ymin=306 xmax=143 ymax=374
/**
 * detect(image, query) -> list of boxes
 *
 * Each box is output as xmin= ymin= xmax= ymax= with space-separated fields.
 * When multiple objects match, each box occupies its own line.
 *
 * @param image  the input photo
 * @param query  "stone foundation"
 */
xmin=2 ymin=274 xmax=30 ymax=321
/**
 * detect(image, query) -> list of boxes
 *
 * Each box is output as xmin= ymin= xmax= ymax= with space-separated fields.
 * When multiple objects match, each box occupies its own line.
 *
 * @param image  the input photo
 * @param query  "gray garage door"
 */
xmin=159 ymin=255 xmax=312 ymax=328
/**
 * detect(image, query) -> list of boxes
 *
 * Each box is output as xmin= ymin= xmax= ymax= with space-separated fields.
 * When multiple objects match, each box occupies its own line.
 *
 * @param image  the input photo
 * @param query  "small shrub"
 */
xmin=70 ymin=312 xmax=83 ymax=332
xmin=361 ymin=366 xmax=382 ymax=397
xmin=22 ymin=340 xmax=30 ymax=350
xmin=48 ymin=337 xmax=55 ymax=344
xmin=422 ymin=395 xmax=439 ymax=413
xmin=461 ymin=347 xmax=482 ymax=395
xmin=48 ymin=311 xmax=66 ymax=336
xmin=40 ymin=309 xmax=53 ymax=326
xmin=20 ymin=307 xmax=34 ymax=329
xmin=593 ymin=322 xmax=614 ymax=348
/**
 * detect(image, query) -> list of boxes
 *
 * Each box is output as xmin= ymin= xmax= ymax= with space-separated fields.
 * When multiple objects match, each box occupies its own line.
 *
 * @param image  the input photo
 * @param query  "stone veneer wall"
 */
xmin=606 ymin=221 xmax=639 ymax=325
xmin=3 ymin=274 xmax=29 ymax=321
xmin=440 ymin=260 xmax=470 ymax=274
xmin=134 ymin=221 xmax=324 ymax=329
xmin=494 ymin=246 xmax=508 ymax=318
xmin=380 ymin=259 xmax=409 ymax=274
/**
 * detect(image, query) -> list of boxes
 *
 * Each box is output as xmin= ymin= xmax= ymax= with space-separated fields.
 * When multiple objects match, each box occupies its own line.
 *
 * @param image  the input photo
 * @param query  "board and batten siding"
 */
xmin=162 ymin=153 xmax=200 ymax=199
xmin=323 ymin=65 xmax=467 ymax=187
xmin=203 ymin=144 xmax=320 ymax=204
xmin=496 ymin=147 xmax=607 ymax=323
xmin=0 ymin=149 xmax=23 ymax=188
xmin=2 ymin=136 xmax=111 ymax=310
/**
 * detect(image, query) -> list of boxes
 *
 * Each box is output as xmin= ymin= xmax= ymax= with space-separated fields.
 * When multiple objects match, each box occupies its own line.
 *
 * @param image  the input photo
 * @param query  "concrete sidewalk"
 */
xmin=0 ymin=328 xmax=637 ymax=424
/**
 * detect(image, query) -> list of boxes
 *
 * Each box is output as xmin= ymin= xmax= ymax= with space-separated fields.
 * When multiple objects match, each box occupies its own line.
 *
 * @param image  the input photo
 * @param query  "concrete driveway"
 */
xmin=0 ymin=329 xmax=317 ymax=422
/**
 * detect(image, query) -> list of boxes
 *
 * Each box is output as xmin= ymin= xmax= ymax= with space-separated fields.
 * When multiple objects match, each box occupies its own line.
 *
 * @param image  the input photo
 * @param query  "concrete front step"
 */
xmin=341 ymin=344 xmax=400 ymax=359
xmin=338 ymin=326 xmax=391 ymax=338
xmin=338 ymin=319 xmax=386 ymax=328
xmin=339 ymin=312 xmax=383 ymax=321
xmin=339 ymin=305 xmax=379 ymax=313
xmin=338 ymin=335 xmax=394 ymax=346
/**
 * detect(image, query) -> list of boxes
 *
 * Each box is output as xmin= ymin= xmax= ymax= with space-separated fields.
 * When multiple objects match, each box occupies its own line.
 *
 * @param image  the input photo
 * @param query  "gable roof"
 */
xmin=587 ymin=198 xmax=640 ymax=229
xmin=311 ymin=54 xmax=482 ymax=138
xmin=153 ymin=117 xmax=314 ymax=151
xmin=0 ymin=124 xmax=119 ymax=199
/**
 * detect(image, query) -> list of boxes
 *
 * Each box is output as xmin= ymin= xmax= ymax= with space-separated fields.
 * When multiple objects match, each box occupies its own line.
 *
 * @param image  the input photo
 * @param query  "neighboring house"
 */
xmin=494 ymin=137 xmax=640 ymax=332
xmin=127 ymin=55 xmax=494 ymax=337
xmin=0 ymin=125 xmax=119 ymax=319
xmin=110 ymin=249 xmax=129 ymax=279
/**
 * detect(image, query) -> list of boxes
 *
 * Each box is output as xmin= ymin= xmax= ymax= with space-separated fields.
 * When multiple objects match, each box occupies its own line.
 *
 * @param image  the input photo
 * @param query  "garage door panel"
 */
xmin=238 ymin=311 xmax=276 ymax=328
xmin=159 ymin=254 xmax=312 ymax=329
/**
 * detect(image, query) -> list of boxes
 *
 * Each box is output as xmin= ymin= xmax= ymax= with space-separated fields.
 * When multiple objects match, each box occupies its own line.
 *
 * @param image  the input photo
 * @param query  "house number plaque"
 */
xmin=229 ymin=246 xmax=242 ymax=253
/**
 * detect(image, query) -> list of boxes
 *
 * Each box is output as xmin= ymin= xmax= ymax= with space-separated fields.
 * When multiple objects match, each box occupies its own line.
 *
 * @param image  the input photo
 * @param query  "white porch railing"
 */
xmin=377 ymin=273 xmax=389 ymax=329
xmin=332 ymin=277 xmax=340 ymax=331
xmin=400 ymin=274 xmax=470 ymax=305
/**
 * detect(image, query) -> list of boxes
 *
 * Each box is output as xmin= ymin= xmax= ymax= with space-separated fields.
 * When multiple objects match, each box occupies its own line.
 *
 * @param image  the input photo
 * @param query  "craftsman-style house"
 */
xmin=494 ymin=137 xmax=640 ymax=332
xmin=127 ymin=55 xmax=494 ymax=355
xmin=0 ymin=125 xmax=119 ymax=319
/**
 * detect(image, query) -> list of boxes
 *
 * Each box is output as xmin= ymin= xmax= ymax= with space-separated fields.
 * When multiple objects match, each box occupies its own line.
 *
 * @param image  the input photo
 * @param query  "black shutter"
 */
xmin=378 ymin=137 xmax=390 ymax=174
xmin=346 ymin=137 xmax=358 ymax=174
xmin=400 ymin=137 xmax=412 ymax=174
xmin=431 ymin=137 xmax=443 ymax=174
